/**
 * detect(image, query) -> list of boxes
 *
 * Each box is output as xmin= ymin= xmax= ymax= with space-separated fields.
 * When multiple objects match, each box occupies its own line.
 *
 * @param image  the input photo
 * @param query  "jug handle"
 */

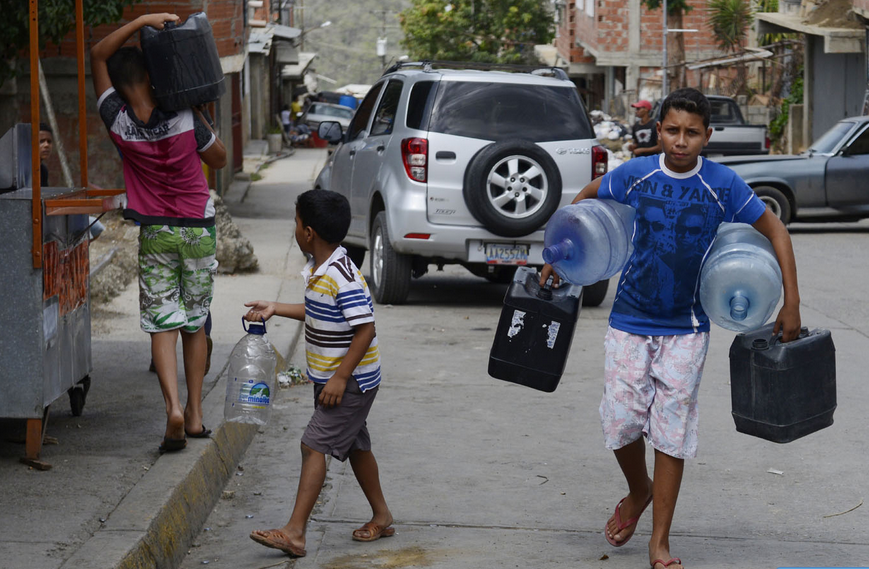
xmin=769 ymin=326 xmax=809 ymax=346
xmin=242 ymin=316 xmax=267 ymax=333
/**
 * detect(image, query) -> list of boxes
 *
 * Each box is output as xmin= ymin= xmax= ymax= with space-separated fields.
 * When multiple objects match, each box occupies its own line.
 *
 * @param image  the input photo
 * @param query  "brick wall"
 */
xmin=567 ymin=0 xmax=725 ymax=57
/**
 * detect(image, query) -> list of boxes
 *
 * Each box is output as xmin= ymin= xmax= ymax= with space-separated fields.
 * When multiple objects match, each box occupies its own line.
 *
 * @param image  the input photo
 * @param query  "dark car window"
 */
xmin=844 ymin=124 xmax=869 ymax=155
xmin=428 ymin=82 xmax=593 ymax=142
xmin=310 ymin=104 xmax=354 ymax=119
xmin=347 ymin=83 xmax=383 ymax=140
xmin=370 ymin=80 xmax=403 ymax=136
xmin=709 ymin=99 xmax=743 ymax=124
xmin=810 ymin=121 xmax=855 ymax=154
xmin=406 ymin=81 xmax=436 ymax=130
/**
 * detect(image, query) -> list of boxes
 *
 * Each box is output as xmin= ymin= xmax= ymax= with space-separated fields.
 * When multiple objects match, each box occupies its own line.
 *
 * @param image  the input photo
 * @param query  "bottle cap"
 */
xmin=751 ymin=338 xmax=769 ymax=350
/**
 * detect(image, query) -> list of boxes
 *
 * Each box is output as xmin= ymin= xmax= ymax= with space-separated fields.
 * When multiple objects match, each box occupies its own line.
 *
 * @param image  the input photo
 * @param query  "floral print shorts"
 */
xmin=599 ymin=326 xmax=710 ymax=459
xmin=138 ymin=225 xmax=218 ymax=334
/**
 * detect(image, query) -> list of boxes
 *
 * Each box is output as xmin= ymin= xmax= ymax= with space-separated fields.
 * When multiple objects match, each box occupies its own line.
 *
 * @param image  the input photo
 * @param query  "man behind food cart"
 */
xmin=90 ymin=13 xmax=227 ymax=453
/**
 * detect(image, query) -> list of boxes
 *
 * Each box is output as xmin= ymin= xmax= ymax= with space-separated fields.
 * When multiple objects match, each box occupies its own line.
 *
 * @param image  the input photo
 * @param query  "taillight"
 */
xmin=592 ymin=145 xmax=608 ymax=179
xmin=765 ymin=135 xmax=771 ymax=150
xmin=401 ymin=138 xmax=428 ymax=182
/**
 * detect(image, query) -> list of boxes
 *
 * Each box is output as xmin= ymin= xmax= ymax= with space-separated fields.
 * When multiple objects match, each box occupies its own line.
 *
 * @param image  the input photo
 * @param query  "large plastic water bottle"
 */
xmin=699 ymin=223 xmax=782 ymax=332
xmin=542 ymin=199 xmax=636 ymax=285
xmin=224 ymin=318 xmax=278 ymax=425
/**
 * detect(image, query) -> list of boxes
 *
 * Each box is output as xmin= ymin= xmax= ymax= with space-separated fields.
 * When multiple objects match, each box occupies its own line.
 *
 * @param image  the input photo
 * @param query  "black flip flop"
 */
xmin=185 ymin=426 xmax=212 ymax=438
xmin=159 ymin=436 xmax=187 ymax=453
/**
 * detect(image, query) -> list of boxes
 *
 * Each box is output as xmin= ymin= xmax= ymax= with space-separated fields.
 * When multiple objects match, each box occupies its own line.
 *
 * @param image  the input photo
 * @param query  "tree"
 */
xmin=0 ymin=0 xmax=142 ymax=88
xmin=707 ymin=0 xmax=753 ymax=94
xmin=399 ymin=0 xmax=554 ymax=65
xmin=641 ymin=0 xmax=693 ymax=92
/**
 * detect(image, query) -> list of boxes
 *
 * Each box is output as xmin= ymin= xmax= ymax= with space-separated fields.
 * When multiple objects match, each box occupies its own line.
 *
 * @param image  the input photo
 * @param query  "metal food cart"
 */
xmin=0 ymin=0 xmax=125 ymax=470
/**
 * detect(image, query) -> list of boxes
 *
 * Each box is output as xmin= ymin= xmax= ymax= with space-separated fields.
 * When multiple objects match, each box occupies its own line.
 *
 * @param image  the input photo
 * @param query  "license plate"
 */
xmin=485 ymin=243 xmax=529 ymax=265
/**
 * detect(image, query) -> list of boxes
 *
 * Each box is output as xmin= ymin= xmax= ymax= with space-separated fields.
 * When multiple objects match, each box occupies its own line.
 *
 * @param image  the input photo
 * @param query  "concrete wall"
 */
xmin=809 ymin=34 xmax=865 ymax=139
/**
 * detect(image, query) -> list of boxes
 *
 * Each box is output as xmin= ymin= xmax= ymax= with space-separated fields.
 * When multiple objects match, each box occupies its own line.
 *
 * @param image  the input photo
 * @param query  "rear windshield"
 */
xmin=427 ymin=82 xmax=593 ymax=142
xmin=709 ymin=99 xmax=743 ymax=124
xmin=310 ymin=104 xmax=354 ymax=119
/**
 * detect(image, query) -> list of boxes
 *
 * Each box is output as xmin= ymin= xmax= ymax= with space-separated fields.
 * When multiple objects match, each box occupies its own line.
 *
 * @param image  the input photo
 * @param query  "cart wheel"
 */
xmin=68 ymin=376 xmax=90 ymax=417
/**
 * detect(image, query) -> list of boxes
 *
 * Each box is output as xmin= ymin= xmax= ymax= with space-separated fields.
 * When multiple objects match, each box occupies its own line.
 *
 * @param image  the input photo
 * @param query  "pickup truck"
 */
xmin=653 ymin=95 xmax=770 ymax=156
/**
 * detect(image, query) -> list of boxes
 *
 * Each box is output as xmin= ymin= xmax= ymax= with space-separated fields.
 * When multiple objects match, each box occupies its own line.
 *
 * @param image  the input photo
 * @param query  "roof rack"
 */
xmin=382 ymin=60 xmax=569 ymax=81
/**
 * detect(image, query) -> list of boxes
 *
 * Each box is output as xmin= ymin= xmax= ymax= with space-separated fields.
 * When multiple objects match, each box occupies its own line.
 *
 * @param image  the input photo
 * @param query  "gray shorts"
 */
xmin=301 ymin=378 xmax=378 ymax=462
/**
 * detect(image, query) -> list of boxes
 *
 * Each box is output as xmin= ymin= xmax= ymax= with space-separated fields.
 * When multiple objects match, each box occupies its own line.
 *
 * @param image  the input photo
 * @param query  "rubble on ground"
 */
xmin=590 ymin=110 xmax=632 ymax=170
xmin=212 ymin=190 xmax=258 ymax=274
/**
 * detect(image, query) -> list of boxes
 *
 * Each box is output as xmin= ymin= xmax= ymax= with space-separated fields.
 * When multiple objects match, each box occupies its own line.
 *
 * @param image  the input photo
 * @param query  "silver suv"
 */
xmin=315 ymin=61 xmax=609 ymax=305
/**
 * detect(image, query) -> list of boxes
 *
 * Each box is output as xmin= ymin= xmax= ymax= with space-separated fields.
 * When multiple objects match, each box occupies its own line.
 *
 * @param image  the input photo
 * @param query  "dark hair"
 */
xmin=660 ymin=87 xmax=711 ymax=129
xmin=39 ymin=122 xmax=52 ymax=134
xmin=296 ymin=189 xmax=351 ymax=244
xmin=106 ymin=47 xmax=149 ymax=96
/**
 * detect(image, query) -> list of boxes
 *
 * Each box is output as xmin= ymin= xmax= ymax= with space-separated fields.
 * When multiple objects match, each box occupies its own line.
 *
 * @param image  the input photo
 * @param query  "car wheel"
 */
xmin=344 ymin=244 xmax=366 ymax=268
xmin=464 ymin=141 xmax=562 ymax=237
xmin=581 ymin=279 xmax=609 ymax=307
xmin=753 ymin=186 xmax=792 ymax=225
xmin=369 ymin=212 xmax=411 ymax=304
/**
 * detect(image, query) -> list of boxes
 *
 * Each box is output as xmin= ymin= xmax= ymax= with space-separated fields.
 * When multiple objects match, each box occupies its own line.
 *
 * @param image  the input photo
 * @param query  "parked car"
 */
xmin=299 ymin=102 xmax=354 ymax=133
xmin=314 ymin=61 xmax=610 ymax=305
xmin=716 ymin=116 xmax=869 ymax=224
xmin=653 ymin=95 xmax=769 ymax=157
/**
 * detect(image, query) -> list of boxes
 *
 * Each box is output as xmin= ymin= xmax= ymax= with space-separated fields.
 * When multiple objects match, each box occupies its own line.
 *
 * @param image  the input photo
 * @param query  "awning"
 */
xmin=755 ymin=12 xmax=863 ymax=53
xmin=281 ymin=53 xmax=317 ymax=80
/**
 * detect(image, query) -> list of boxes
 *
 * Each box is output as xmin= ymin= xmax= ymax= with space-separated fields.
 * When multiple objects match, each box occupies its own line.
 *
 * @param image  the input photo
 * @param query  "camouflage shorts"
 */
xmin=138 ymin=225 xmax=218 ymax=334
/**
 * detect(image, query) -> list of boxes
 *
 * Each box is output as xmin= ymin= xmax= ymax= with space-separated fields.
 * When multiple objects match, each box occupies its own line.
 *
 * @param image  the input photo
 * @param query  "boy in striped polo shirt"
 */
xmin=244 ymin=190 xmax=392 ymax=558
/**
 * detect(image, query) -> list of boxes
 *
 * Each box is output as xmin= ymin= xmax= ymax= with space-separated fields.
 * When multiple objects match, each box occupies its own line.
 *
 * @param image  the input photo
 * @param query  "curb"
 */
xmin=60 ymin=327 xmax=304 ymax=569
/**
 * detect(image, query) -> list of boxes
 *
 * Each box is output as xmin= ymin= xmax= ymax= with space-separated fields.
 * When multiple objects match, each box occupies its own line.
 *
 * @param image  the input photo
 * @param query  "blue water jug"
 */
xmin=699 ymin=223 xmax=782 ymax=332
xmin=542 ymin=199 xmax=636 ymax=286
xmin=140 ymin=13 xmax=226 ymax=111
xmin=224 ymin=318 xmax=278 ymax=425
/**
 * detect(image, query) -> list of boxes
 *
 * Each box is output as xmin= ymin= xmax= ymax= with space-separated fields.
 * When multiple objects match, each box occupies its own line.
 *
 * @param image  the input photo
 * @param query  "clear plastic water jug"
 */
xmin=699 ymin=223 xmax=782 ymax=332
xmin=224 ymin=318 xmax=278 ymax=425
xmin=542 ymin=199 xmax=636 ymax=286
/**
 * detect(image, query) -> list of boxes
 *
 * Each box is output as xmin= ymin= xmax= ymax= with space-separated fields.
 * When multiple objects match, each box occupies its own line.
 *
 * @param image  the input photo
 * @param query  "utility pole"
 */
xmin=662 ymin=0 xmax=668 ymax=97
xmin=372 ymin=9 xmax=389 ymax=68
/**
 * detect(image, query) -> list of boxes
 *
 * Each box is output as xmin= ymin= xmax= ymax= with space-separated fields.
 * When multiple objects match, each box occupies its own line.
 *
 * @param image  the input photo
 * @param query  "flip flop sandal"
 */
xmin=651 ymin=558 xmax=683 ymax=568
xmin=250 ymin=529 xmax=306 ymax=557
xmin=158 ymin=436 xmax=187 ymax=453
xmin=352 ymin=522 xmax=396 ymax=542
xmin=185 ymin=425 xmax=212 ymax=438
xmin=605 ymin=493 xmax=653 ymax=547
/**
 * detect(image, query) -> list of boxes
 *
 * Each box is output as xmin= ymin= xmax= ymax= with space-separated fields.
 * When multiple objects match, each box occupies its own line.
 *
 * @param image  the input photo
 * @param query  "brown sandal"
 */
xmin=249 ymin=529 xmax=307 ymax=557
xmin=352 ymin=522 xmax=396 ymax=542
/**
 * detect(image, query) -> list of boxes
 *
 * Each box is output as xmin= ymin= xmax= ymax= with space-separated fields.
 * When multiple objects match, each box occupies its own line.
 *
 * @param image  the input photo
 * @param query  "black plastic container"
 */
xmin=488 ymin=267 xmax=582 ymax=392
xmin=729 ymin=324 xmax=836 ymax=443
xmin=140 ymin=13 xmax=226 ymax=111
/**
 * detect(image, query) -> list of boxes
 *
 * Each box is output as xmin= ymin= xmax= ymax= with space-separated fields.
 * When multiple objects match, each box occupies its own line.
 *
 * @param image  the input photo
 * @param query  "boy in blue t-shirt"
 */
xmin=542 ymin=88 xmax=801 ymax=569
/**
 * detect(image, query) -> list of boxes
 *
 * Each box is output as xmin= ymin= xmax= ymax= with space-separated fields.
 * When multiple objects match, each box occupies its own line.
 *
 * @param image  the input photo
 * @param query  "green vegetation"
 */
xmin=0 ymin=0 xmax=142 ymax=88
xmin=399 ymin=0 xmax=554 ymax=64
xmin=769 ymin=71 xmax=803 ymax=143
xmin=707 ymin=0 xmax=753 ymax=53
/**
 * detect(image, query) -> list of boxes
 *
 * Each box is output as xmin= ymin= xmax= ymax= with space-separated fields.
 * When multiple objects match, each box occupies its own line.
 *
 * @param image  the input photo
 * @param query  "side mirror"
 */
xmin=318 ymin=121 xmax=343 ymax=144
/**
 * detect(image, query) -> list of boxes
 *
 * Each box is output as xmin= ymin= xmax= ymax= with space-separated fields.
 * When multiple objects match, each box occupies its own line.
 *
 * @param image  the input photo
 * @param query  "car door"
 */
xmin=825 ymin=122 xmax=869 ymax=208
xmin=329 ymin=83 xmax=383 ymax=222
xmin=350 ymin=79 xmax=404 ymax=240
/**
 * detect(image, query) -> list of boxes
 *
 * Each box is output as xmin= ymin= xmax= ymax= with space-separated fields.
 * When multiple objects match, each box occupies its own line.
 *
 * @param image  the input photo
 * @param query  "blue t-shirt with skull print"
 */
xmin=597 ymin=154 xmax=767 ymax=335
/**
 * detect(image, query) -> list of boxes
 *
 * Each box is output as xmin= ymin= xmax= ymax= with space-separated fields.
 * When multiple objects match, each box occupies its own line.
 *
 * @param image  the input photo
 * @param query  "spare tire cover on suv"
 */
xmin=463 ymin=140 xmax=562 ymax=238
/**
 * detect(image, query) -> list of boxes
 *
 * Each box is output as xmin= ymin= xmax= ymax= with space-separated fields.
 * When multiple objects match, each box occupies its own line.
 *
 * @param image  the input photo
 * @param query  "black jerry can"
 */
xmin=729 ymin=324 xmax=836 ymax=443
xmin=140 ymin=12 xmax=226 ymax=111
xmin=488 ymin=266 xmax=582 ymax=392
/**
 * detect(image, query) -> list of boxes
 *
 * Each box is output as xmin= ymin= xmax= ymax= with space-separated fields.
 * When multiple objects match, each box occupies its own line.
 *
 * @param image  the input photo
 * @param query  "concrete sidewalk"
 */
xmin=0 ymin=147 xmax=327 ymax=569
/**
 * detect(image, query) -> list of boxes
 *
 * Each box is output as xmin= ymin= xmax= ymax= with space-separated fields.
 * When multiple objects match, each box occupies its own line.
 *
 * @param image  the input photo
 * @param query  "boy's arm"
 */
xmin=90 ymin=13 xmax=179 ymax=99
xmin=318 ymin=322 xmax=376 ymax=408
xmin=752 ymin=209 xmax=801 ymax=342
xmin=244 ymin=300 xmax=305 ymax=322
xmin=539 ymin=176 xmax=605 ymax=286
xmin=193 ymin=106 xmax=228 ymax=169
